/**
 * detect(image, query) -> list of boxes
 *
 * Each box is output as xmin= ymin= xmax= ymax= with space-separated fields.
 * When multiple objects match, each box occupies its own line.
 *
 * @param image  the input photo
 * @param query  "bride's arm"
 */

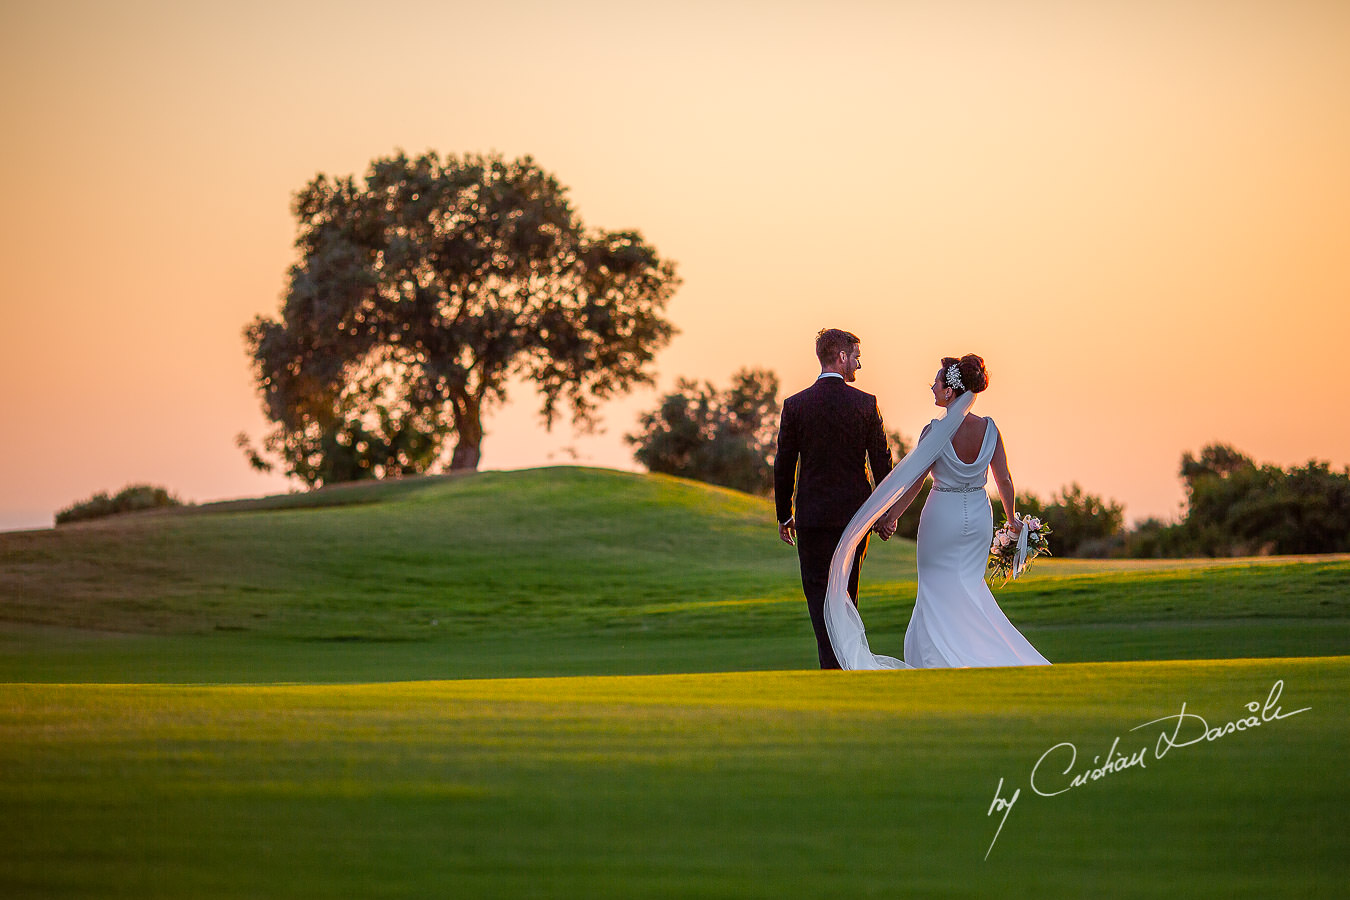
xmin=878 ymin=467 xmax=933 ymax=530
xmin=877 ymin=422 xmax=935 ymax=533
xmin=990 ymin=433 xmax=1021 ymax=532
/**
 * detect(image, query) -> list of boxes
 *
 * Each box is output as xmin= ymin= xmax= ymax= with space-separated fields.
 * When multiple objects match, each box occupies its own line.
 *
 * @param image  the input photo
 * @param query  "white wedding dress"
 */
xmin=822 ymin=393 xmax=1050 ymax=670
xmin=902 ymin=418 xmax=1050 ymax=668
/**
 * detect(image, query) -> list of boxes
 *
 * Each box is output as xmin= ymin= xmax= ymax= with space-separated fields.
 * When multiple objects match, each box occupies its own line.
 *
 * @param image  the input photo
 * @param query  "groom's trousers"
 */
xmin=796 ymin=526 xmax=868 ymax=669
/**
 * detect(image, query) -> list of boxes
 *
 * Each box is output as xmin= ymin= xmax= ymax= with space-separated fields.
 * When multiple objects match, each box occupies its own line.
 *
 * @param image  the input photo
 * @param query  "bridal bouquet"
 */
xmin=988 ymin=516 xmax=1052 ymax=584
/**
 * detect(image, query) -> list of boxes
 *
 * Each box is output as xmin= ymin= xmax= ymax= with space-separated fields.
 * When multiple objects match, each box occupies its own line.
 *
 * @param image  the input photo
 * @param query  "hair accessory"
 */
xmin=945 ymin=363 xmax=965 ymax=392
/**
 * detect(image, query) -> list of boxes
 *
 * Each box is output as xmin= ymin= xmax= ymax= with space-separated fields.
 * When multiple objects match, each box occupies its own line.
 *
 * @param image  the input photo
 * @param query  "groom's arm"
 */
xmin=773 ymin=403 xmax=799 ymax=543
xmin=865 ymin=399 xmax=893 ymax=484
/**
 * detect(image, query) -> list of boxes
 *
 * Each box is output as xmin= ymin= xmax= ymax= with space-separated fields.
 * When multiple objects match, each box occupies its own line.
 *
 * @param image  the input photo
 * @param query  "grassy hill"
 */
xmin=2 ymin=466 xmax=812 ymax=637
xmin=2 ymin=466 xmax=1348 ymax=681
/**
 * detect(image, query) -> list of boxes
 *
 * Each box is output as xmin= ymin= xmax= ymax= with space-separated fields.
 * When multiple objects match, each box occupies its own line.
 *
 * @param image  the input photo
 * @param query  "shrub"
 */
xmin=56 ymin=485 xmax=185 ymax=525
xmin=627 ymin=369 xmax=780 ymax=495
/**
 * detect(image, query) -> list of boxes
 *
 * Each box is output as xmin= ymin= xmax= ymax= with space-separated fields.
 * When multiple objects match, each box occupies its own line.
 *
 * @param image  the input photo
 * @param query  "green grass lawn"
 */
xmin=1 ymin=467 xmax=1347 ymax=896
xmin=1 ymin=659 xmax=1344 ymax=898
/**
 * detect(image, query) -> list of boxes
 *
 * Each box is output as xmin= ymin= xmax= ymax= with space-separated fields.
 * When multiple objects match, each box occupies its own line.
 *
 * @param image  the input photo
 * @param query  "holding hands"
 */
xmin=875 ymin=515 xmax=898 ymax=541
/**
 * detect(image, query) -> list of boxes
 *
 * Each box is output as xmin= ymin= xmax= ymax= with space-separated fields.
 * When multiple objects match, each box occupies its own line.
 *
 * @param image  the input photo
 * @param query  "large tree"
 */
xmin=242 ymin=151 xmax=679 ymax=486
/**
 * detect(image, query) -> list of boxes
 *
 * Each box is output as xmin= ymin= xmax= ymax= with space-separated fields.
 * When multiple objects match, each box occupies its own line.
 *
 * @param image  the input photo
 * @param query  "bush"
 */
xmin=1114 ymin=517 xmax=1190 ymax=558
xmin=1149 ymin=444 xmax=1350 ymax=556
xmin=627 ymin=369 xmax=780 ymax=495
xmin=990 ymin=486 xmax=1123 ymax=558
xmin=56 ymin=485 xmax=185 ymax=525
xmin=1110 ymin=444 xmax=1350 ymax=557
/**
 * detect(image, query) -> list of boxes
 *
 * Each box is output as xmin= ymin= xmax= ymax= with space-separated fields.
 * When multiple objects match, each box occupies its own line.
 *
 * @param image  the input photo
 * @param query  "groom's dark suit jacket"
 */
xmin=774 ymin=375 xmax=893 ymax=528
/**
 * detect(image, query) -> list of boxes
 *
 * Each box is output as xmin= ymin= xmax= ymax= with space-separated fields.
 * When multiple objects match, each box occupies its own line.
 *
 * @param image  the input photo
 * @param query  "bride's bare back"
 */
xmin=950 ymin=413 xmax=989 ymax=465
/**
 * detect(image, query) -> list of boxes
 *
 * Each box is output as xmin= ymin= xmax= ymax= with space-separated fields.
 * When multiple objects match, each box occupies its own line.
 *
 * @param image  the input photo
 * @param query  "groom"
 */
xmin=775 ymin=328 xmax=893 ymax=669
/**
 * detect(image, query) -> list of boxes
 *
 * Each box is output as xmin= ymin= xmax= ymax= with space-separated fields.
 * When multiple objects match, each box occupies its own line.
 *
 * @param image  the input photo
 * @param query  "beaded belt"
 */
xmin=932 ymin=485 xmax=984 ymax=493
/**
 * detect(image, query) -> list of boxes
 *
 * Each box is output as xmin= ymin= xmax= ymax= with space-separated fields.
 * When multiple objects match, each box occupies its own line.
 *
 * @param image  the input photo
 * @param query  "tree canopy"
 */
xmin=1171 ymin=443 xmax=1350 ymax=555
xmin=242 ymin=151 xmax=679 ymax=486
xmin=1103 ymin=443 xmax=1350 ymax=557
xmin=627 ymin=369 xmax=781 ymax=495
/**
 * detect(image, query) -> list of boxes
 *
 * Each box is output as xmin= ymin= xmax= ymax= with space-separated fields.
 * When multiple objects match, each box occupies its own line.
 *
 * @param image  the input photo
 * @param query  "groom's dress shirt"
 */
xmin=774 ymin=374 xmax=893 ymax=528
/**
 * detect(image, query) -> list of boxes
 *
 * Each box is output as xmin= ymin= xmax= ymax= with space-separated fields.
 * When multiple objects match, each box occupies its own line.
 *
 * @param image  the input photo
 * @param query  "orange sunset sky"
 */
xmin=2 ymin=0 xmax=1348 ymax=532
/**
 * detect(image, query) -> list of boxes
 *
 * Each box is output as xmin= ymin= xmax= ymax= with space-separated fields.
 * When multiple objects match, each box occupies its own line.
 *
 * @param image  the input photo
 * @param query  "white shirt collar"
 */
xmin=817 ymin=372 xmax=844 ymax=381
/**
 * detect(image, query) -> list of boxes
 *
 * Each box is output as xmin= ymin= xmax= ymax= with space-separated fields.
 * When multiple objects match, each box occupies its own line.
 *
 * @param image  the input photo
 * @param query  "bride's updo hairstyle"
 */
xmin=940 ymin=354 xmax=989 ymax=397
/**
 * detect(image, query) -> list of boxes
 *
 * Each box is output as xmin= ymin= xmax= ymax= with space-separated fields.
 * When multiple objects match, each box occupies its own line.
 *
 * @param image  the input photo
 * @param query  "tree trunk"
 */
xmin=449 ymin=393 xmax=483 ymax=470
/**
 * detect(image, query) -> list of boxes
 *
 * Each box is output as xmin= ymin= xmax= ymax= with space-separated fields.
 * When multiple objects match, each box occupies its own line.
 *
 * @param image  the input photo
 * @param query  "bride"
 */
xmin=822 ymin=355 xmax=1050 ymax=669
